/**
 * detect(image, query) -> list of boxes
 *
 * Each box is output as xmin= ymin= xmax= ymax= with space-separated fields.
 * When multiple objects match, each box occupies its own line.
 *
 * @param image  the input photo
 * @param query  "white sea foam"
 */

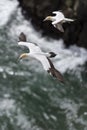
xmin=1 ymin=0 xmax=87 ymax=73
xmin=0 ymin=0 xmax=18 ymax=26
xmin=0 ymin=98 xmax=15 ymax=117
xmin=0 ymin=98 xmax=42 ymax=130
xmin=15 ymin=109 xmax=42 ymax=130
xmin=9 ymin=9 xmax=87 ymax=73
xmin=0 ymin=1 xmax=87 ymax=130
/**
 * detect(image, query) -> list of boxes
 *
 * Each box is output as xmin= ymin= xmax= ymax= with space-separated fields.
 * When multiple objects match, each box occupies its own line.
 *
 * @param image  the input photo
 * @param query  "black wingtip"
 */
xmin=49 ymin=67 xmax=64 ymax=83
xmin=47 ymin=58 xmax=64 ymax=83
xmin=19 ymin=32 xmax=26 ymax=42
xmin=49 ymin=52 xmax=57 ymax=58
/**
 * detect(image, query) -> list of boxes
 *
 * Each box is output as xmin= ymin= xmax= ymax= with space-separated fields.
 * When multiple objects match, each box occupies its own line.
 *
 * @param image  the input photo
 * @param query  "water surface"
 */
xmin=0 ymin=0 xmax=87 ymax=130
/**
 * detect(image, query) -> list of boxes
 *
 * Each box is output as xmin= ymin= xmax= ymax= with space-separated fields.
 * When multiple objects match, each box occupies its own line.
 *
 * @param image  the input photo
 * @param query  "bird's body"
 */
xmin=18 ymin=39 xmax=64 ymax=83
xmin=18 ymin=41 xmax=54 ymax=70
xmin=44 ymin=11 xmax=74 ymax=32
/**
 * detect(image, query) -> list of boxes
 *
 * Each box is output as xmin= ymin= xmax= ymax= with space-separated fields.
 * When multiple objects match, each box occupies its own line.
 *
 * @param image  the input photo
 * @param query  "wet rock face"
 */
xmin=18 ymin=0 xmax=65 ymax=39
xmin=18 ymin=0 xmax=64 ymax=17
xmin=76 ymin=0 xmax=87 ymax=47
xmin=18 ymin=0 xmax=87 ymax=48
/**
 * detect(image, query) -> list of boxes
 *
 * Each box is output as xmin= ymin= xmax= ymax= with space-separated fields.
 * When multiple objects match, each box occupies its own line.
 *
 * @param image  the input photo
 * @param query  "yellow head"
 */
xmin=19 ymin=53 xmax=28 ymax=60
xmin=43 ymin=16 xmax=52 ymax=21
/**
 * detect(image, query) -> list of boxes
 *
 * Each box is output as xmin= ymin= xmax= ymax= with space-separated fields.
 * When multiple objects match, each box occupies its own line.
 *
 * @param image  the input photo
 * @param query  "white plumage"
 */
xmin=18 ymin=33 xmax=64 ymax=83
xmin=44 ymin=11 xmax=74 ymax=32
xmin=18 ymin=41 xmax=51 ymax=71
xmin=18 ymin=41 xmax=42 ymax=54
xmin=52 ymin=11 xmax=65 ymax=24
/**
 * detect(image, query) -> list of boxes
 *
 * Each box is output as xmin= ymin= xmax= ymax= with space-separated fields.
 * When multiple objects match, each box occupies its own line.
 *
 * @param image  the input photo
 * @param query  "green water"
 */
xmin=0 ymin=12 xmax=87 ymax=130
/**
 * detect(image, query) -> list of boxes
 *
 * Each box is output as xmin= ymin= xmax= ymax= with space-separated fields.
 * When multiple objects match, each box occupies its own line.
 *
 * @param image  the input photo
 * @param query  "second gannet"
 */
xmin=44 ymin=11 xmax=74 ymax=32
xmin=18 ymin=33 xmax=64 ymax=83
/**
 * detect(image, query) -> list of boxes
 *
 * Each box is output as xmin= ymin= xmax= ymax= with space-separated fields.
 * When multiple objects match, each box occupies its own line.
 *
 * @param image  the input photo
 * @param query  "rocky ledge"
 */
xmin=18 ymin=0 xmax=87 ymax=48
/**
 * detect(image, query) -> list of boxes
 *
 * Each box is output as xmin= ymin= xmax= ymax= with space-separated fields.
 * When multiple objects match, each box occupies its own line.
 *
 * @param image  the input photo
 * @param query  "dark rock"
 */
xmin=18 ymin=0 xmax=87 ymax=48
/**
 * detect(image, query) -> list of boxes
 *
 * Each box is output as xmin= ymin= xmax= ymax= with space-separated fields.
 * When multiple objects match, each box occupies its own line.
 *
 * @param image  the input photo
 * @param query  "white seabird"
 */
xmin=44 ymin=11 xmax=74 ymax=32
xmin=18 ymin=33 xmax=64 ymax=83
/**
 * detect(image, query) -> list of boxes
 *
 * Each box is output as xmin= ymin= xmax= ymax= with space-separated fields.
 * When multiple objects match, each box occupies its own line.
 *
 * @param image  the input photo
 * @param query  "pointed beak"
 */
xmin=43 ymin=16 xmax=52 ymax=22
xmin=43 ymin=17 xmax=49 ymax=21
xmin=18 ymin=53 xmax=27 ymax=61
xmin=43 ymin=18 xmax=47 ymax=21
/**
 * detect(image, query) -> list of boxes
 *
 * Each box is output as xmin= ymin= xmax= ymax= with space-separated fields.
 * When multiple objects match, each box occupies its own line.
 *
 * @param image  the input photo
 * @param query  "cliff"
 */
xmin=18 ymin=0 xmax=87 ymax=48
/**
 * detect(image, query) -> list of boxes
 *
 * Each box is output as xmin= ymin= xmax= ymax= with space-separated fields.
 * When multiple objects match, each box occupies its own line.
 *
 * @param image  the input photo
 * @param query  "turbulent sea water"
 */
xmin=0 ymin=0 xmax=87 ymax=130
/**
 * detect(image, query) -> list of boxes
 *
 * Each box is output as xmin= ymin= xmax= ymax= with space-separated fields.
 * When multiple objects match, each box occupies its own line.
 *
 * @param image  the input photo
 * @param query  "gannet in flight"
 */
xmin=18 ymin=33 xmax=64 ymax=83
xmin=44 ymin=11 xmax=74 ymax=32
xmin=18 ymin=32 xmax=56 ymax=58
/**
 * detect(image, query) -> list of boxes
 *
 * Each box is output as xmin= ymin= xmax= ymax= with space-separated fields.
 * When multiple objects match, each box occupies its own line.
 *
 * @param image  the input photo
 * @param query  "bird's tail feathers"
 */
xmin=64 ymin=18 xmax=74 ymax=22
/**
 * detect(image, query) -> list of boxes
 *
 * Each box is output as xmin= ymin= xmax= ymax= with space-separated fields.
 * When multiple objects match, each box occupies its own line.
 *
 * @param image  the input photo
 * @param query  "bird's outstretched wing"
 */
xmin=52 ymin=11 xmax=64 ymax=24
xmin=52 ymin=17 xmax=64 ymax=25
xmin=54 ymin=24 xmax=64 ymax=32
xmin=19 ymin=32 xmax=27 ymax=42
xmin=52 ymin=10 xmax=62 ymax=14
xmin=34 ymin=55 xmax=64 ymax=83
xmin=53 ymin=11 xmax=64 ymax=17
xmin=33 ymin=54 xmax=51 ymax=71
xmin=47 ymin=58 xmax=64 ymax=83
xmin=18 ymin=41 xmax=42 ymax=53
